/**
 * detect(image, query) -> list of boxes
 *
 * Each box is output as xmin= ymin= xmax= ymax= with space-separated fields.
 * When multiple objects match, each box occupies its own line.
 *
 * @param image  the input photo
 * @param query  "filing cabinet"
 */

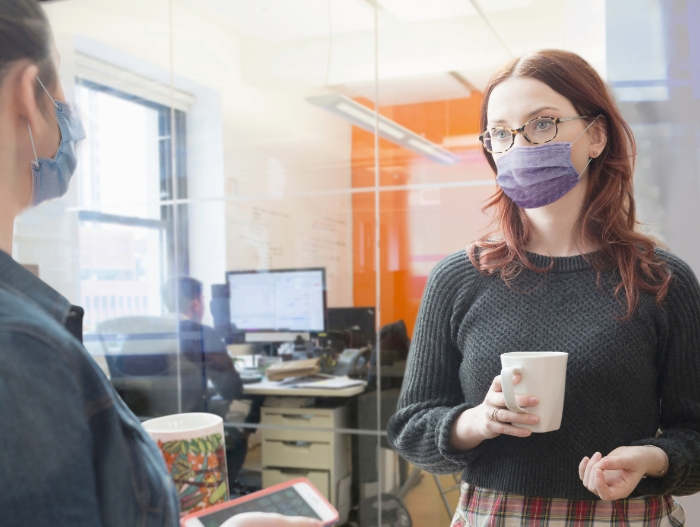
xmin=260 ymin=405 xmax=351 ymax=523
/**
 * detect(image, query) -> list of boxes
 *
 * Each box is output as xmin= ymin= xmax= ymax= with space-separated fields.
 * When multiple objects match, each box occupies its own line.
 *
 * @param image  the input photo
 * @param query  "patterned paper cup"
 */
xmin=143 ymin=413 xmax=229 ymax=515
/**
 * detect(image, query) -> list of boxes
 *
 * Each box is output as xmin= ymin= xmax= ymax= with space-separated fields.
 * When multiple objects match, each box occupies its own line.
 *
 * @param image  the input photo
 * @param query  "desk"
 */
xmin=243 ymin=379 xmax=366 ymax=398
xmin=243 ymin=379 xmax=366 ymax=524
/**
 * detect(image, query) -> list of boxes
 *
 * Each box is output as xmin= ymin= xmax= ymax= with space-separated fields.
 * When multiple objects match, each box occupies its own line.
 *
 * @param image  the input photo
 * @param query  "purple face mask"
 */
xmin=495 ymin=143 xmax=587 ymax=209
xmin=494 ymin=118 xmax=597 ymax=209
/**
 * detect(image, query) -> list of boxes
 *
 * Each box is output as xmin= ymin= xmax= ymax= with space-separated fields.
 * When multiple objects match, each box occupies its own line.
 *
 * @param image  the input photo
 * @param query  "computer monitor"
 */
xmin=226 ymin=268 xmax=326 ymax=342
xmin=327 ymin=307 xmax=376 ymax=349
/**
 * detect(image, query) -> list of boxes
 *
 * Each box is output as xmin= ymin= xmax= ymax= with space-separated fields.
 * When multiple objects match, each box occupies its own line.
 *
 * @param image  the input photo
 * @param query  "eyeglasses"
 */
xmin=479 ymin=115 xmax=593 ymax=154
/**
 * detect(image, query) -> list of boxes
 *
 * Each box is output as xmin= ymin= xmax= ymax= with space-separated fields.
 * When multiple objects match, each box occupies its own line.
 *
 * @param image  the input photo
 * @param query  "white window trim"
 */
xmin=75 ymin=53 xmax=194 ymax=112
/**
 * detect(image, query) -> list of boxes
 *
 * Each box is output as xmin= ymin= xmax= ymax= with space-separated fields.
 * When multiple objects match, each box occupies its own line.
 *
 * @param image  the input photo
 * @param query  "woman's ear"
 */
xmin=588 ymin=118 xmax=607 ymax=158
xmin=12 ymin=62 xmax=43 ymax=130
xmin=13 ymin=62 xmax=61 ymax=165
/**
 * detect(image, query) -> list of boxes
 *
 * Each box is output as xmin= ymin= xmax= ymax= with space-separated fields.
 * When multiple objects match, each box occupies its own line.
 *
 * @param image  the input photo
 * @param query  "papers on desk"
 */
xmin=274 ymin=374 xmax=367 ymax=390
xmin=291 ymin=375 xmax=367 ymax=389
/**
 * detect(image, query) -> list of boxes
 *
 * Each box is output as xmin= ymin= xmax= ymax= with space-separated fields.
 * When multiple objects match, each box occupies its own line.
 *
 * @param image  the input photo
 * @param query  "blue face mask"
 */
xmin=27 ymin=77 xmax=86 ymax=206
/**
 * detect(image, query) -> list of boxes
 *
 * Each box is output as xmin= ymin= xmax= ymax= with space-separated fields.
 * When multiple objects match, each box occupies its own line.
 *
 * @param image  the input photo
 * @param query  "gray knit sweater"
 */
xmin=387 ymin=249 xmax=700 ymax=500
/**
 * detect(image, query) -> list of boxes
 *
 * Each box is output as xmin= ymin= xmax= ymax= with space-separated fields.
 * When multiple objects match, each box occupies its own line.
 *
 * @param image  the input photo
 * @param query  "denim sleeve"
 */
xmin=0 ymin=328 xmax=102 ymax=527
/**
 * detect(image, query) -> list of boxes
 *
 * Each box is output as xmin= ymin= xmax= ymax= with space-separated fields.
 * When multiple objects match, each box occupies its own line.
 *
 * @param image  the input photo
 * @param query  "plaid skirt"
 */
xmin=450 ymin=483 xmax=686 ymax=527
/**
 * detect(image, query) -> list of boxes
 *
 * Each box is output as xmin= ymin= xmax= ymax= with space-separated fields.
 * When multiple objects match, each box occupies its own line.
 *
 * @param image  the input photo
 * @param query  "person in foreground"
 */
xmin=0 ymin=1 xmax=320 ymax=526
xmin=387 ymin=49 xmax=699 ymax=526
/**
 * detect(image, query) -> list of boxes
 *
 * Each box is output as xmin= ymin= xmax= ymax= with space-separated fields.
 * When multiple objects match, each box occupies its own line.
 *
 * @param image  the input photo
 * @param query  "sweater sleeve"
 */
xmin=632 ymin=252 xmax=700 ymax=496
xmin=387 ymin=252 xmax=487 ymax=474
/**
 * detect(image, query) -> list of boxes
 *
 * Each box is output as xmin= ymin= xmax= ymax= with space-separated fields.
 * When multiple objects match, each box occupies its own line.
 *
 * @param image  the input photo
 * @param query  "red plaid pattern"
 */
xmin=450 ymin=484 xmax=686 ymax=527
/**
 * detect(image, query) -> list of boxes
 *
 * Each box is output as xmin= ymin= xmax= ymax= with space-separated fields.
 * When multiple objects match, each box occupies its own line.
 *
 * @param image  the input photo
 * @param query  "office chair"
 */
xmin=96 ymin=315 xmax=203 ymax=418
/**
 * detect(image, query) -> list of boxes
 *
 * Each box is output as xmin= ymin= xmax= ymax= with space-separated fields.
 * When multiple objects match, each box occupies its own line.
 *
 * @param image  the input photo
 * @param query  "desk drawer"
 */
xmin=261 ymin=409 xmax=334 ymax=443
xmin=263 ymin=426 xmax=332 ymax=443
xmin=262 ymin=440 xmax=331 ymax=470
xmin=262 ymin=469 xmax=329 ymax=499
xmin=261 ymin=409 xmax=333 ymax=428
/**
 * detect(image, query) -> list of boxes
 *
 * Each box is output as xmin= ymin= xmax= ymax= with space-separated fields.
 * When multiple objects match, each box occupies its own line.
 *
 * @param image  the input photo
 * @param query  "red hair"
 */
xmin=469 ymin=49 xmax=670 ymax=320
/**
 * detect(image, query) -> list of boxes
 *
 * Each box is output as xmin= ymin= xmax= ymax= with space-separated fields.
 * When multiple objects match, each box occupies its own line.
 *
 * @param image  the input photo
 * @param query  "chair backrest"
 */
xmin=95 ymin=316 xmax=202 ymax=417
xmin=96 ymin=316 xmax=180 ymax=378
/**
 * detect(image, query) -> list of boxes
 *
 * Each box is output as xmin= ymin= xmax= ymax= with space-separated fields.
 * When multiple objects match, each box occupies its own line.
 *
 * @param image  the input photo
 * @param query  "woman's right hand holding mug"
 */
xmin=449 ymin=373 xmax=540 ymax=451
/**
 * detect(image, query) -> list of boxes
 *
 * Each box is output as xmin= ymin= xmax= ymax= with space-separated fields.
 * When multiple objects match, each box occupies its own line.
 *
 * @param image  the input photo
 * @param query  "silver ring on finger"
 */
xmin=491 ymin=407 xmax=502 ymax=423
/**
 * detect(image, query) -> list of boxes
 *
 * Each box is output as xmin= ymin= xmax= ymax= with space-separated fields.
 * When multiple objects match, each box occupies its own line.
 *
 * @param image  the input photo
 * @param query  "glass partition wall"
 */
xmin=22 ymin=0 xmax=700 ymax=523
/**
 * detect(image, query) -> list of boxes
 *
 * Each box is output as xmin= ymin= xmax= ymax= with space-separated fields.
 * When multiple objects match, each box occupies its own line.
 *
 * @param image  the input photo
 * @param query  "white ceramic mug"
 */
xmin=143 ymin=413 xmax=229 ymax=515
xmin=500 ymin=352 xmax=568 ymax=433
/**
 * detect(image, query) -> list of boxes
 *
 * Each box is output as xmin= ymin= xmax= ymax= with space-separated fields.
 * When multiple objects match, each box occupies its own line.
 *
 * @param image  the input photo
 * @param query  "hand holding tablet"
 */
xmin=220 ymin=512 xmax=322 ymax=527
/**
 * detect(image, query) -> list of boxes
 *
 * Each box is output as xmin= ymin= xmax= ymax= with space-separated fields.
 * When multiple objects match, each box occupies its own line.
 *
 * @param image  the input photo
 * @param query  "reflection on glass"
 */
xmin=30 ymin=0 xmax=700 ymax=523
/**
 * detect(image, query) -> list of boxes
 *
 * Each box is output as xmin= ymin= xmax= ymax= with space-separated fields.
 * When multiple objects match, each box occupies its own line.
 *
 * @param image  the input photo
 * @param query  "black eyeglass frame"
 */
xmin=478 ymin=115 xmax=594 ymax=154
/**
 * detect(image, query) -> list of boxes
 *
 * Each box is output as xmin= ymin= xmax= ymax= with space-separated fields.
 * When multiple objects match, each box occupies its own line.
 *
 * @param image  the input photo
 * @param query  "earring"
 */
xmin=592 ymin=151 xmax=598 ymax=157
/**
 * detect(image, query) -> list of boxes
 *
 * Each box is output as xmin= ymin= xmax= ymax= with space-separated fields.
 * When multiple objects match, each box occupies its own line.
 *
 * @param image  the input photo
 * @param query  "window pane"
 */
xmin=79 ymin=221 xmax=163 ymax=332
xmin=75 ymin=83 xmax=162 ymax=219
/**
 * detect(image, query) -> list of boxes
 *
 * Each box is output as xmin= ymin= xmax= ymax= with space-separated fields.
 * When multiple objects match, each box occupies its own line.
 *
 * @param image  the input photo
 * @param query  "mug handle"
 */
xmin=501 ymin=366 xmax=526 ymax=413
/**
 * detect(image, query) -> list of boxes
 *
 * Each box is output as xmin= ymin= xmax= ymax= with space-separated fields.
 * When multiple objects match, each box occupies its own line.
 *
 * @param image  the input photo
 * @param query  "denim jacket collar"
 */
xmin=0 ymin=249 xmax=71 ymax=327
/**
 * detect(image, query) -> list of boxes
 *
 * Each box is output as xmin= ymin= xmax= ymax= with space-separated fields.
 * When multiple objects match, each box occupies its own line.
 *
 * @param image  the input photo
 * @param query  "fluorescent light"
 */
xmin=335 ymin=102 xmax=376 ymax=127
xmin=377 ymin=122 xmax=405 ymax=140
xmin=335 ymin=102 xmax=404 ymax=139
xmin=407 ymin=138 xmax=456 ymax=164
xmin=306 ymin=93 xmax=460 ymax=165
xmin=407 ymin=138 xmax=439 ymax=154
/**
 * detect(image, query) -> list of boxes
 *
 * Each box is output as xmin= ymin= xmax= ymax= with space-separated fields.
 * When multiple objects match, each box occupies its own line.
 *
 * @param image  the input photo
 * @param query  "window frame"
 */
xmin=75 ymin=77 xmax=190 ymax=283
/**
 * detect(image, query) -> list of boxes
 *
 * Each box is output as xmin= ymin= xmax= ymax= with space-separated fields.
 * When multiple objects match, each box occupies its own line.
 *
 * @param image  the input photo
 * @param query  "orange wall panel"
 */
xmin=351 ymin=92 xmax=484 ymax=336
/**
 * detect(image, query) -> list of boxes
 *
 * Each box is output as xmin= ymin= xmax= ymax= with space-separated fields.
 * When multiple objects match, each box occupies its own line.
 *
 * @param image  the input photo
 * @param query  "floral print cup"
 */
xmin=143 ymin=413 xmax=229 ymax=515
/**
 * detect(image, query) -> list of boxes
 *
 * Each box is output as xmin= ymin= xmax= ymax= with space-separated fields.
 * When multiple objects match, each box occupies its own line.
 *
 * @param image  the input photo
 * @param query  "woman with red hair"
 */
xmin=388 ymin=50 xmax=699 ymax=525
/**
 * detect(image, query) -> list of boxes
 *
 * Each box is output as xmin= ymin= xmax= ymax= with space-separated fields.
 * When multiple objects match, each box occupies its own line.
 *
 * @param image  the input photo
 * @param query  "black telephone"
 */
xmin=333 ymin=347 xmax=372 ymax=377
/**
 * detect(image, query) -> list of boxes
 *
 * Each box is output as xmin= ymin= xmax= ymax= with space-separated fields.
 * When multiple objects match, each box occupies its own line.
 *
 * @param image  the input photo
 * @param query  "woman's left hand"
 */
xmin=579 ymin=446 xmax=665 ymax=501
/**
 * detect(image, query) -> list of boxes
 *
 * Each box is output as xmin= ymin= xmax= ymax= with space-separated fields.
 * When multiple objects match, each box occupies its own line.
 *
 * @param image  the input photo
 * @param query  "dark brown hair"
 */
xmin=161 ymin=276 xmax=203 ymax=315
xmin=469 ymin=49 xmax=670 ymax=320
xmin=0 ymin=0 xmax=57 ymax=107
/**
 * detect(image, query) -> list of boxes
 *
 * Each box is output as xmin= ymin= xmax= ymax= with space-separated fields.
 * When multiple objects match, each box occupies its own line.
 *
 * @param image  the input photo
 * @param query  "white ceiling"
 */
xmin=184 ymin=0 xmax=534 ymax=44
xmin=179 ymin=0 xmax=375 ymax=43
xmin=178 ymin=0 xmax=606 ymax=100
xmin=339 ymin=72 xmax=472 ymax=106
xmin=377 ymin=0 xmax=532 ymax=23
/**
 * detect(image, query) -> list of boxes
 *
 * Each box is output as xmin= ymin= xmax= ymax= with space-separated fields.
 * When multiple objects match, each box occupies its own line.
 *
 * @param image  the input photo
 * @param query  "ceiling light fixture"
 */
xmin=305 ymin=93 xmax=460 ymax=165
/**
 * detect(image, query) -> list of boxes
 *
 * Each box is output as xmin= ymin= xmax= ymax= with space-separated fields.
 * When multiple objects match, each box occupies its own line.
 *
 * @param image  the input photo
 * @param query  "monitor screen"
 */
xmin=226 ymin=268 xmax=326 ymax=333
xmin=327 ymin=307 xmax=376 ymax=348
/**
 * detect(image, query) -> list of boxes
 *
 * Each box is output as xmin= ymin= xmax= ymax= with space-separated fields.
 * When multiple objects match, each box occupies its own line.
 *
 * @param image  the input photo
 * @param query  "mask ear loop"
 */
xmin=571 ymin=114 xmax=601 ymax=144
xmin=29 ymin=76 xmax=63 ymax=162
xmin=36 ymin=76 xmax=57 ymax=107
xmin=577 ymin=157 xmax=593 ymax=180
xmin=27 ymin=124 xmax=39 ymax=164
xmin=27 ymin=76 xmax=60 ymax=167
xmin=27 ymin=123 xmax=40 ymax=206
xmin=572 ymin=115 xmax=601 ymax=180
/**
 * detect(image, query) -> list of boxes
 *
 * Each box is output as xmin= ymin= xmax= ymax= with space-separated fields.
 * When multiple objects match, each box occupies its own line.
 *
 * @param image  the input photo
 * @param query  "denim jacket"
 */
xmin=0 ymin=250 xmax=179 ymax=527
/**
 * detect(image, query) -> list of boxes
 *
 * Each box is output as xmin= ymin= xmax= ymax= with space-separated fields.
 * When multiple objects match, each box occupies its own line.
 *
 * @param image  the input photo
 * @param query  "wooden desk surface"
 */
xmin=243 ymin=379 xmax=366 ymax=397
